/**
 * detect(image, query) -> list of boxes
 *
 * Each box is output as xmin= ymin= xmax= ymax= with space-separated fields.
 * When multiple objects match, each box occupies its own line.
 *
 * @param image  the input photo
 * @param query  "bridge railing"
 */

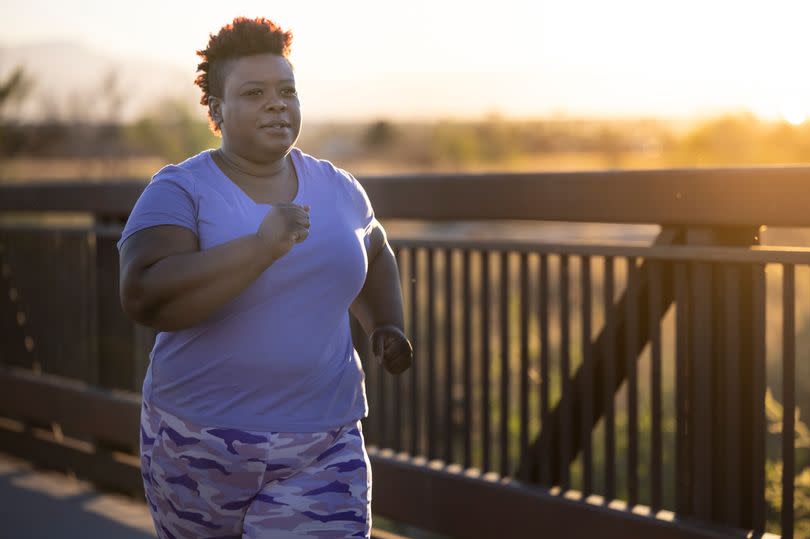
xmin=1 ymin=167 xmax=809 ymax=538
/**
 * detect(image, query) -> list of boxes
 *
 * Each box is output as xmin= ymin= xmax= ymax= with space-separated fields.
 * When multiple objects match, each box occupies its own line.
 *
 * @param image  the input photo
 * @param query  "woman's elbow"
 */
xmin=119 ymin=273 xmax=154 ymax=325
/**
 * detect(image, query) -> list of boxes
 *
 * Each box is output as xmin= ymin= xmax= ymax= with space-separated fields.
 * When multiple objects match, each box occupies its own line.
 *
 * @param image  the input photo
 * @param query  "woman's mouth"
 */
xmin=260 ymin=121 xmax=290 ymax=129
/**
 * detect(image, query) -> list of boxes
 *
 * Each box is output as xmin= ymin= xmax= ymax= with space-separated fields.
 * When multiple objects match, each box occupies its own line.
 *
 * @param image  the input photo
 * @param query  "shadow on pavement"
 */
xmin=0 ymin=452 xmax=156 ymax=539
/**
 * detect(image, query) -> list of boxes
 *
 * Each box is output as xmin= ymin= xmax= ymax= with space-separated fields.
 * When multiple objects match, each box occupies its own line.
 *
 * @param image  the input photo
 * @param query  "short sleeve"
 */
xmin=345 ymin=172 xmax=376 ymax=248
xmin=116 ymin=168 xmax=198 ymax=250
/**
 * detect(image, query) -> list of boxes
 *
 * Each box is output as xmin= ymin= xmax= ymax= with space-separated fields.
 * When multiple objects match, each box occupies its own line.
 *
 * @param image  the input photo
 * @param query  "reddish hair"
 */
xmin=194 ymin=17 xmax=293 ymax=132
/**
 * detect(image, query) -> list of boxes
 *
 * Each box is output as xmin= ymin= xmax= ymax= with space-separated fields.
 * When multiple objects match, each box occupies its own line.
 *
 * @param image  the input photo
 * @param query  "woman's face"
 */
xmin=215 ymin=53 xmax=302 ymax=161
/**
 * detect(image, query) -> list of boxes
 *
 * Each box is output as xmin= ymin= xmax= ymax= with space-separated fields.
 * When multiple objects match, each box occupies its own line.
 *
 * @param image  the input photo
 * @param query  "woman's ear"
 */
xmin=208 ymin=96 xmax=223 ymax=128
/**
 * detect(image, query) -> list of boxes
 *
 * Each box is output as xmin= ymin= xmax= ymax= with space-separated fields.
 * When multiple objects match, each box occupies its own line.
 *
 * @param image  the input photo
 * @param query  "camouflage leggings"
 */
xmin=140 ymin=400 xmax=372 ymax=538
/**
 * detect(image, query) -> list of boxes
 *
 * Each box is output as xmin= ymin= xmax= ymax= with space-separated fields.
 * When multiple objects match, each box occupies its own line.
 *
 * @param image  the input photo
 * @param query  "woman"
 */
xmin=118 ymin=17 xmax=412 ymax=539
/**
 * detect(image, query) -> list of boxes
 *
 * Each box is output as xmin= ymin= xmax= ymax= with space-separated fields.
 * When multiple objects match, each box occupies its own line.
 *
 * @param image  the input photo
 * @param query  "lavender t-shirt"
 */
xmin=117 ymin=148 xmax=374 ymax=432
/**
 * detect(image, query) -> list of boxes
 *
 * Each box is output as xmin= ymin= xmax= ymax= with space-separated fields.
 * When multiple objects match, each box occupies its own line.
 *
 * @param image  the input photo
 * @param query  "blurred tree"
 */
xmin=126 ymin=98 xmax=218 ymax=163
xmin=0 ymin=66 xmax=34 ymax=157
xmin=0 ymin=67 xmax=33 ymax=118
xmin=364 ymin=119 xmax=397 ymax=149
xmin=597 ymin=125 xmax=625 ymax=168
xmin=432 ymin=121 xmax=481 ymax=167
xmin=675 ymin=113 xmax=760 ymax=166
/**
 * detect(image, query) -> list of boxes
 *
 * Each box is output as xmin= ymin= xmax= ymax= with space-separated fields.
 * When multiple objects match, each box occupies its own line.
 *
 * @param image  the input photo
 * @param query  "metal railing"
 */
xmin=1 ymin=167 xmax=809 ymax=538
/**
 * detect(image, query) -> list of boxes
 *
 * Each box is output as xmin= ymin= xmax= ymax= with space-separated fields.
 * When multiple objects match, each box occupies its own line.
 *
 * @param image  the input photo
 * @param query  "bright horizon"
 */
xmin=4 ymin=0 xmax=810 ymax=122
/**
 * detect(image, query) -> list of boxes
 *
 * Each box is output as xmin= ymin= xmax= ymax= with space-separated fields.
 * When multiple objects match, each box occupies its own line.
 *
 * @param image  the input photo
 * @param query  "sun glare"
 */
xmin=781 ymin=104 xmax=807 ymax=126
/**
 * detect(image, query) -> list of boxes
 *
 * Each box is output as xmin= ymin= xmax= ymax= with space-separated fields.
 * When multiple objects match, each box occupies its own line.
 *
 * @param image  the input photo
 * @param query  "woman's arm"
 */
xmin=120 ymin=226 xmax=268 ymax=331
xmin=120 ymin=204 xmax=309 ymax=331
xmin=351 ymin=221 xmax=413 ymax=374
xmin=351 ymin=222 xmax=403 ymax=334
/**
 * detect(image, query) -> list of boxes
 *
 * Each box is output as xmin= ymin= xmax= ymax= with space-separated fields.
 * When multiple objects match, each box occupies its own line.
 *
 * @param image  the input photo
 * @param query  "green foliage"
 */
xmin=758 ymin=389 xmax=810 ymax=536
xmin=125 ymin=99 xmax=218 ymax=164
xmin=766 ymin=388 xmax=810 ymax=449
xmin=765 ymin=462 xmax=810 ymax=538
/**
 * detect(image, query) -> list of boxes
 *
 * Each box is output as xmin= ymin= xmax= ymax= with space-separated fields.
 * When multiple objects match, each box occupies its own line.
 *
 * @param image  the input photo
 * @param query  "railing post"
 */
xmin=681 ymin=226 xmax=762 ymax=529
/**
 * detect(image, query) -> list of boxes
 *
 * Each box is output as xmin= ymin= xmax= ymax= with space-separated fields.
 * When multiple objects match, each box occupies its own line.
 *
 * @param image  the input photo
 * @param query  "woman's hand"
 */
xmin=371 ymin=325 xmax=413 ymax=375
xmin=255 ymin=204 xmax=310 ymax=262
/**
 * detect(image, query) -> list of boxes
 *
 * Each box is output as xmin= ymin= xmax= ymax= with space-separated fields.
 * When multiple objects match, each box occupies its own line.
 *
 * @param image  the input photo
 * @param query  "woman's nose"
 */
xmin=265 ymin=97 xmax=287 ymax=111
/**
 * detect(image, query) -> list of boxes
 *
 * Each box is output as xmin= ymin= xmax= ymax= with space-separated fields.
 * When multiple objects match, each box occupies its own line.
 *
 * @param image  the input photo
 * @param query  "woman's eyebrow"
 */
xmin=238 ymin=79 xmax=295 ymax=88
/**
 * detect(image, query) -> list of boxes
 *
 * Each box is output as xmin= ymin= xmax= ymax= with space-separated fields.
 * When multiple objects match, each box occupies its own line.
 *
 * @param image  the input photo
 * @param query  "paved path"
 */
xmin=0 ymin=452 xmax=418 ymax=539
xmin=0 ymin=451 xmax=156 ymax=538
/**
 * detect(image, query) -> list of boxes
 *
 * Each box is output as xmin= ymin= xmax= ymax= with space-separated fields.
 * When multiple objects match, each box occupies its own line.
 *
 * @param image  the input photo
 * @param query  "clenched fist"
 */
xmin=255 ymin=203 xmax=310 ymax=262
xmin=371 ymin=325 xmax=413 ymax=375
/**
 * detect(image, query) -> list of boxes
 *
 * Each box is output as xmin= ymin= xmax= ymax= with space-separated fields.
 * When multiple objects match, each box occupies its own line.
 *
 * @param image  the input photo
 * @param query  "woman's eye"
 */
xmin=245 ymin=89 xmax=263 ymax=96
xmin=281 ymin=88 xmax=297 ymax=97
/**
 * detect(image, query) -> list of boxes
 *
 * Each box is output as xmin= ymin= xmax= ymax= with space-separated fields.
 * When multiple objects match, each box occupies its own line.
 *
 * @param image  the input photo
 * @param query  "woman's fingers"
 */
xmin=380 ymin=334 xmax=413 ymax=374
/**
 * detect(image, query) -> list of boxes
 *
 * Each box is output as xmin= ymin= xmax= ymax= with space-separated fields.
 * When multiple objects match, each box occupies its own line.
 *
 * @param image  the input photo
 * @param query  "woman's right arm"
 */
xmin=119 ymin=204 xmax=310 ymax=332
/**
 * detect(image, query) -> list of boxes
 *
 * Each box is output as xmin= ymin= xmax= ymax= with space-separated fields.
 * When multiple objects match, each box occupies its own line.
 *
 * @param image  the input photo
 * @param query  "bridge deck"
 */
xmin=0 ymin=451 xmax=156 ymax=538
xmin=0 ymin=452 xmax=415 ymax=539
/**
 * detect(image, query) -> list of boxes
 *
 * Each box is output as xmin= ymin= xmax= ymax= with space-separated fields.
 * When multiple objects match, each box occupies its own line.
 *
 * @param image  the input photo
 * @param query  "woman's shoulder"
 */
xmin=148 ymin=151 xmax=212 ymax=194
xmin=293 ymin=147 xmax=355 ymax=184
xmin=292 ymin=148 xmax=372 ymax=216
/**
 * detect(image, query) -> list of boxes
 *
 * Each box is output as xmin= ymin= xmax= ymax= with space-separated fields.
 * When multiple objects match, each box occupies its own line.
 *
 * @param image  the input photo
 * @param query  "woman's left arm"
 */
xmin=351 ymin=220 xmax=413 ymax=374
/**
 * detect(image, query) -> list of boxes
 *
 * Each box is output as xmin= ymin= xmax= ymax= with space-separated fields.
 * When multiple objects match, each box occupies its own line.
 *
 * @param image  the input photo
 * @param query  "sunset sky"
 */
xmin=4 ymin=0 xmax=810 ymax=121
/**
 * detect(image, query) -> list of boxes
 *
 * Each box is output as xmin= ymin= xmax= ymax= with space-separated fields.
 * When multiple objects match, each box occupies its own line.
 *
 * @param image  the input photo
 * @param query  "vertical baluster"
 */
xmin=675 ymin=262 xmax=691 ymax=515
xmin=519 ymin=252 xmax=530 ymax=482
xmin=539 ymin=253 xmax=551 ymax=484
xmin=481 ymin=251 xmax=492 ymax=472
xmin=444 ymin=248 xmax=454 ymax=463
xmin=393 ymin=246 xmax=404 ymax=452
xmin=500 ymin=251 xmax=510 ymax=477
xmin=581 ymin=255 xmax=593 ymax=496
xmin=649 ymin=260 xmax=663 ymax=513
xmin=626 ymin=257 xmax=639 ymax=507
xmin=751 ymin=264 xmax=766 ymax=534
xmin=427 ymin=248 xmax=437 ymax=460
xmin=691 ymin=261 xmax=713 ymax=521
xmin=604 ymin=256 xmax=616 ymax=500
xmin=409 ymin=247 xmax=420 ymax=456
xmin=723 ymin=264 xmax=741 ymax=525
xmin=463 ymin=249 xmax=473 ymax=469
xmin=782 ymin=264 xmax=795 ymax=539
xmin=560 ymin=254 xmax=571 ymax=489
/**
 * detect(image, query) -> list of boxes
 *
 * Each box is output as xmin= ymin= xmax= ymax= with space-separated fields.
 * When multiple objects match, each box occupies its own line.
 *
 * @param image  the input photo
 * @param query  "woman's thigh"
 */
xmin=242 ymin=420 xmax=372 ymax=539
xmin=140 ymin=401 xmax=269 ymax=539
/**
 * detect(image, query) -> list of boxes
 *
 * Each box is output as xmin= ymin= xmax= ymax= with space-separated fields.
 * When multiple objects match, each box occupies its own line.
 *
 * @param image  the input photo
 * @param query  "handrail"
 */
xmin=3 ymin=165 xmax=810 ymax=226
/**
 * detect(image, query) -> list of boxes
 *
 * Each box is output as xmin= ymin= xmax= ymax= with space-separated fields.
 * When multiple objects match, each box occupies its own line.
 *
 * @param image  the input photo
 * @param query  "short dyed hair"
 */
xmin=194 ymin=17 xmax=293 ymax=132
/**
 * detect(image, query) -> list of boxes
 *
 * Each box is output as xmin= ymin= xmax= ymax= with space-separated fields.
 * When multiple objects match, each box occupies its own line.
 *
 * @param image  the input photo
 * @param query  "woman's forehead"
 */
xmin=226 ymin=54 xmax=294 ymax=85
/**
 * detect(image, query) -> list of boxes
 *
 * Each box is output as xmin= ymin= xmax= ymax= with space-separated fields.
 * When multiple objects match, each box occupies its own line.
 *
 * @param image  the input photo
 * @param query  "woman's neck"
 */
xmin=216 ymin=145 xmax=291 ymax=181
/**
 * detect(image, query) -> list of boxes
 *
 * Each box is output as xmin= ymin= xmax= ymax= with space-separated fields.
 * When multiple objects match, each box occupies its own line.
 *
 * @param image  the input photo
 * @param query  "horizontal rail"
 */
xmin=391 ymin=237 xmax=810 ymax=264
xmin=3 ymin=165 xmax=810 ymax=225
xmin=368 ymin=449 xmax=761 ymax=539
xmin=5 ymin=221 xmax=806 ymax=265
xmin=0 ymin=366 xmax=140 ymax=448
